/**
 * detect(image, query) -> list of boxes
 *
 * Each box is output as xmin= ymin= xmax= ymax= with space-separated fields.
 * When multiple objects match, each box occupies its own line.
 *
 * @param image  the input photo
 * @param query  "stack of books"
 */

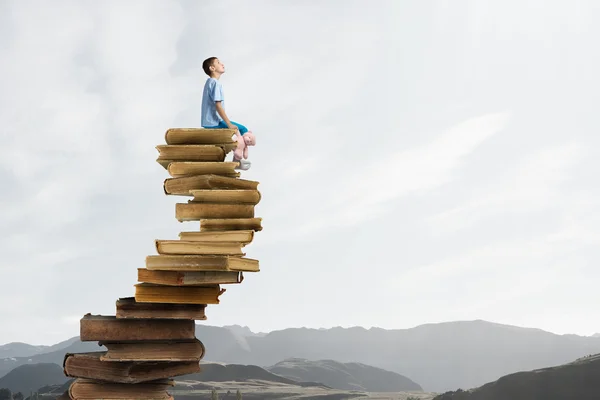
xmin=58 ymin=128 xmax=262 ymax=399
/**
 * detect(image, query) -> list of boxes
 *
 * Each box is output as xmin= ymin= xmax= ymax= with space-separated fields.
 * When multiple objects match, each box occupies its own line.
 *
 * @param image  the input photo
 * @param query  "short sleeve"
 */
xmin=211 ymin=80 xmax=224 ymax=102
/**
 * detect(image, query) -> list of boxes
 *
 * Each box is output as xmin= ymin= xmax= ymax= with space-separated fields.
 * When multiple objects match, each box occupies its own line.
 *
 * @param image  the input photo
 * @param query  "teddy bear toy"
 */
xmin=233 ymin=131 xmax=256 ymax=161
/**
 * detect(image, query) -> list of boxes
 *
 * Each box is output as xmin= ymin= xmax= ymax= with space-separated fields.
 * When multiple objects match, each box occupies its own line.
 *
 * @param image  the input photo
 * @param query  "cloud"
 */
xmin=426 ymin=142 xmax=584 ymax=234
xmin=287 ymin=112 xmax=511 ymax=237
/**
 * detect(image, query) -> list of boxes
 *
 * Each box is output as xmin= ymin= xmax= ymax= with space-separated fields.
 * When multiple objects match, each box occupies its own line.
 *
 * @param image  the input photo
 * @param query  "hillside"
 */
xmin=0 ymin=343 xmax=46 ymax=360
xmin=267 ymin=358 xmax=423 ymax=392
xmin=223 ymin=325 xmax=267 ymax=338
xmin=182 ymin=362 xmax=325 ymax=387
xmin=3 ymin=320 xmax=600 ymax=392
xmin=432 ymin=353 xmax=600 ymax=400
xmin=0 ymin=363 xmax=68 ymax=394
xmin=0 ymin=337 xmax=78 ymax=360
xmin=0 ymin=340 xmax=102 ymax=378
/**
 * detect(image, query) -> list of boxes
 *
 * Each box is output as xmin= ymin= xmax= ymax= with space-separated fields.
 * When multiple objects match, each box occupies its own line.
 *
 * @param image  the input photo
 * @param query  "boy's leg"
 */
xmin=213 ymin=121 xmax=251 ymax=169
xmin=216 ymin=120 xmax=247 ymax=135
xmin=206 ymin=120 xmax=247 ymax=132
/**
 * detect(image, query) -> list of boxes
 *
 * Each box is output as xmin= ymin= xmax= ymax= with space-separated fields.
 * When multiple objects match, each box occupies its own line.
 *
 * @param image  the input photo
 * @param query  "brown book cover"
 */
xmin=175 ymin=203 xmax=255 ymax=221
xmin=138 ymin=269 xmax=243 ymax=285
xmin=155 ymin=240 xmax=245 ymax=256
xmin=199 ymin=217 xmax=263 ymax=232
xmin=80 ymin=315 xmax=195 ymax=342
xmin=164 ymin=128 xmax=236 ymax=145
xmin=115 ymin=297 xmax=206 ymax=320
xmin=167 ymin=161 xmax=239 ymax=178
xmin=134 ymin=283 xmax=225 ymax=304
xmin=178 ymin=229 xmax=254 ymax=243
xmin=156 ymin=145 xmax=226 ymax=168
xmin=68 ymin=378 xmax=174 ymax=400
xmin=63 ymin=352 xmax=200 ymax=383
xmin=189 ymin=189 xmax=262 ymax=205
xmin=163 ymin=174 xmax=259 ymax=195
xmin=100 ymin=339 xmax=205 ymax=362
xmin=145 ymin=255 xmax=259 ymax=272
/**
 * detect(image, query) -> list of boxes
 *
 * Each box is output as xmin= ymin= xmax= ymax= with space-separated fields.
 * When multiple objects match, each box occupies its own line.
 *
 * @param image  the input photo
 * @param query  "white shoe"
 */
xmin=234 ymin=159 xmax=251 ymax=171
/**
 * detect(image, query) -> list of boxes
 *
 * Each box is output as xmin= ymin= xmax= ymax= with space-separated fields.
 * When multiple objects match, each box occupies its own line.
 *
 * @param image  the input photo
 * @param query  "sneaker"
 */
xmin=234 ymin=159 xmax=251 ymax=171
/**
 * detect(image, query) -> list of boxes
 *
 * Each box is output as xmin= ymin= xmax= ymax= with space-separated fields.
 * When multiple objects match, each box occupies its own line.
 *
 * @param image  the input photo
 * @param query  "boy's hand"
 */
xmin=228 ymin=124 xmax=242 ymax=137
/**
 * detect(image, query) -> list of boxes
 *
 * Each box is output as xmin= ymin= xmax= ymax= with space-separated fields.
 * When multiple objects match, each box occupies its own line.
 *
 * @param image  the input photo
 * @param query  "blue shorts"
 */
xmin=204 ymin=120 xmax=247 ymax=135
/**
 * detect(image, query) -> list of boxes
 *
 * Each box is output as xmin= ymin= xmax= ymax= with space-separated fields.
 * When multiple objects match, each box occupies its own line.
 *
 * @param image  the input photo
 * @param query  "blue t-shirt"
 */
xmin=201 ymin=77 xmax=224 ymax=127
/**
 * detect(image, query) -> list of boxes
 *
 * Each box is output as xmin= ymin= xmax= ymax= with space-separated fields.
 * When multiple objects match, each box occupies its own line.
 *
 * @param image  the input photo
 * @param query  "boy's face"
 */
xmin=211 ymin=59 xmax=225 ymax=74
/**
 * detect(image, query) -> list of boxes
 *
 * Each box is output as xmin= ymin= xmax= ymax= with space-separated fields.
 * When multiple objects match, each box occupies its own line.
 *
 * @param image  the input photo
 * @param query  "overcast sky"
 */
xmin=0 ymin=0 xmax=598 ymax=345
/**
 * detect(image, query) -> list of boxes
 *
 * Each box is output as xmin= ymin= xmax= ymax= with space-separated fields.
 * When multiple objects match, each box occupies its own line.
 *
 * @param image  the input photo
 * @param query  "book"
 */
xmin=63 ymin=352 xmax=200 ymax=383
xmin=178 ymin=229 xmax=254 ymax=243
xmin=80 ymin=315 xmax=196 ymax=342
xmin=68 ymin=378 xmax=174 ymax=400
xmin=138 ymin=269 xmax=243 ymax=285
xmin=134 ymin=283 xmax=225 ymax=304
xmin=175 ymin=203 xmax=255 ymax=221
xmin=189 ymin=189 xmax=261 ymax=204
xmin=163 ymin=174 xmax=259 ymax=195
xmin=155 ymin=240 xmax=245 ymax=256
xmin=115 ymin=297 xmax=206 ymax=320
xmin=156 ymin=145 xmax=226 ymax=168
xmin=164 ymin=128 xmax=236 ymax=145
xmin=199 ymin=217 xmax=263 ymax=232
xmin=167 ymin=161 xmax=239 ymax=178
xmin=99 ymin=339 xmax=205 ymax=362
xmin=146 ymin=254 xmax=259 ymax=272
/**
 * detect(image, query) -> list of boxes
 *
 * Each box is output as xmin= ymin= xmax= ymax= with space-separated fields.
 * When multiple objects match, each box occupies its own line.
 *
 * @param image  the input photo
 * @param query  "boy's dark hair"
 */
xmin=202 ymin=57 xmax=218 ymax=76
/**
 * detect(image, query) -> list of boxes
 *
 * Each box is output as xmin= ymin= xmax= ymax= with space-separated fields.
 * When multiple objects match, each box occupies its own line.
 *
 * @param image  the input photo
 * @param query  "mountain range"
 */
xmin=0 ymin=337 xmax=78 ymax=360
xmin=1 ymin=320 xmax=600 ymax=392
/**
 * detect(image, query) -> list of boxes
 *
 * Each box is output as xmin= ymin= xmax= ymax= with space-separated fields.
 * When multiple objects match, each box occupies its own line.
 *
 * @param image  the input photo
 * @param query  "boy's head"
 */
xmin=202 ymin=57 xmax=225 ymax=77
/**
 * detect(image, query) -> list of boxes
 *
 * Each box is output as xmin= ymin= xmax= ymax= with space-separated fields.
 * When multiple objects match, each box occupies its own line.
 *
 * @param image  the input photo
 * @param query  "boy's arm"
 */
xmin=215 ymin=101 xmax=241 ymax=137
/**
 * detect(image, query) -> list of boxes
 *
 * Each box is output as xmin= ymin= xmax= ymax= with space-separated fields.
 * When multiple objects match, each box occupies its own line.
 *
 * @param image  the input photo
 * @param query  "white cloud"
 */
xmin=290 ymin=112 xmax=511 ymax=236
xmin=426 ymin=142 xmax=584 ymax=234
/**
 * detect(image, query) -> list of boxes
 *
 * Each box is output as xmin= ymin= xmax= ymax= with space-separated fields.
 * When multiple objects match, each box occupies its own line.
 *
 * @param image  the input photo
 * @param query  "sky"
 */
xmin=0 ymin=0 xmax=598 ymax=345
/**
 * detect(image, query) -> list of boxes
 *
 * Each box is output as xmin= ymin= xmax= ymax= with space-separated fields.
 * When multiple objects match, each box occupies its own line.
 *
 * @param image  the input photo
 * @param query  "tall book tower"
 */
xmin=59 ymin=128 xmax=262 ymax=400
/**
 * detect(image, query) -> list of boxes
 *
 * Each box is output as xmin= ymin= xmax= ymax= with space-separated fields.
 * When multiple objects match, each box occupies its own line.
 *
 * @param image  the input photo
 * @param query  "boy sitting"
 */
xmin=201 ymin=57 xmax=251 ymax=170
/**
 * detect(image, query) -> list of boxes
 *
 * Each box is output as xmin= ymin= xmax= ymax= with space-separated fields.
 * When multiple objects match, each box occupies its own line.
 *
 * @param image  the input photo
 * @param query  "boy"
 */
xmin=201 ymin=57 xmax=251 ymax=170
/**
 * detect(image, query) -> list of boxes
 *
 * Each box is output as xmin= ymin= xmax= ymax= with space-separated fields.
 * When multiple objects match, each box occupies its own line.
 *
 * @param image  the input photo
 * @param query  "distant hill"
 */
xmin=0 ymin=339 xmax=102 ymax=378
xmin=592 ymin=333 xmax=600 ymax=338
xmin=0 ymin=337 xmax=79 ymax=360
xmin=4 ymin=320 xmax=600 ymax=392
xmin=267 ymin=358 xmax=423 ymax=392
xmin=0 ymin=343 xmax=46 ymax=360
xmin=432 ymin=353 xmax=600 ymax=400
xmin=0 ymin=363 xmax=68 ymax=394
xmin=223 ymin=324 xmax=267 ymax=338
xmin=182 ymin=362 xmax=324 ymax=387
